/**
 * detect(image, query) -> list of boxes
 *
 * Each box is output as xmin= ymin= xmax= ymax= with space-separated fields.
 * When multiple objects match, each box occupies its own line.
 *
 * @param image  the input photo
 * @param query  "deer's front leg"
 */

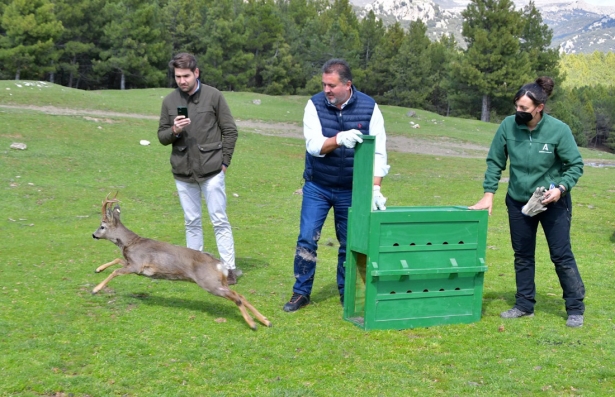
xmin=92 ymin=267 xmax=133 ymax=294
xmin=95 ymin=258 xmax=126 ymax=273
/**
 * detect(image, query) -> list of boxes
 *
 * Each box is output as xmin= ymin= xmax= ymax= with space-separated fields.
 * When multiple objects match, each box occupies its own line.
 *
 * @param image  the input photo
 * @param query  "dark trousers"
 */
xmin=292 ymin=181 xmax=351 ymax=297
xmin=506 ymin=193 xmax=585 ymax=315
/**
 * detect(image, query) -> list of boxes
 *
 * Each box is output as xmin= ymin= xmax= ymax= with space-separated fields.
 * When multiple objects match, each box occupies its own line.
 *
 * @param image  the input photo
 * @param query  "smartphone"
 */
xmin=177 ymin=106 xmax=188 ymax=118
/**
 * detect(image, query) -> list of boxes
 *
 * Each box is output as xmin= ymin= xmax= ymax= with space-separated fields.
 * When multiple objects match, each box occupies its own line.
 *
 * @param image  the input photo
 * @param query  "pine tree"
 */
xmin=200 ymin=0 xmax=253 ymax=91
xmin=354 ymin=9 xmax=384 ymax=90
xmin=357 ymin=10 xmax=383 ymax=70
xmin=0 ymin=0 xmax=64 ymax=80
xmin=550 ymin=88 xmax=586 ymax=146
xmin=275 ymin=0 xmax=325 ymax=91
xmin=94 ymin=0 xmax=170 ymax=89
xmin=520 ymin=1 xmax=559 ymax=78
xmin=428 ymin=33 xmax=458 ymax=115
xmin=319 ymin=0 xmax=361 ymax=65
xmin=54 ymin=0 xmax=106 ymax=88
xmin=260 ymin=40 xmax=301 ymax=94
xmin=452 ymin=0 xmax=531 ymax=121
xmin=385 ymin=20 xmax=432 ymax=108
xmin=162 ymin=0 xmax=211 ymax=58
xmin=363 ymin=22 xmax=405 ymax=101
xmin=244 ymin=0 xmax=285 ymax=90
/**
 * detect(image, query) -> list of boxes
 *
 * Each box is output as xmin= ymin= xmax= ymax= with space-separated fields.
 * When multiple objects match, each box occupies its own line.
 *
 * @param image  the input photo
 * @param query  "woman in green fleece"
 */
xmin=469 ymin=76 xmax=585 ymax=327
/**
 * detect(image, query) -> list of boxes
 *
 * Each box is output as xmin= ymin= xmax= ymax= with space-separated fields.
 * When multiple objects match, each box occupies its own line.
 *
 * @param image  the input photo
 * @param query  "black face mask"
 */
xmin=515 ymin=110 xmax=534 ymax=125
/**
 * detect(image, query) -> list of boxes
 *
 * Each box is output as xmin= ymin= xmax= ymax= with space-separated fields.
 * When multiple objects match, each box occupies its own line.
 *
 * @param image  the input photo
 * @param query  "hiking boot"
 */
xmin=283 ymin=293 xmax=310 ymax=312
xmin=500 ymin=307 xmax=534 ymax=318
xmin=566 ymin=314 xmax=584 ymax=327
xmin=227 ymin=269 xmax=241 ymax=285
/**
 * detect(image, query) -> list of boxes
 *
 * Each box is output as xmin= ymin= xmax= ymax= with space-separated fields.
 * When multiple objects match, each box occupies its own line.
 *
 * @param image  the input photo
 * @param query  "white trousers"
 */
xmin=175 ymin=172 xmax=235 ymax=270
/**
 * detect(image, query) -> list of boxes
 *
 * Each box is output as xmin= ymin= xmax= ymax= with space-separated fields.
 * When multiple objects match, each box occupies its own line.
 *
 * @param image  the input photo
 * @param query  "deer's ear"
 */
xmin=112 ymin=206 xmax=121 ymax=222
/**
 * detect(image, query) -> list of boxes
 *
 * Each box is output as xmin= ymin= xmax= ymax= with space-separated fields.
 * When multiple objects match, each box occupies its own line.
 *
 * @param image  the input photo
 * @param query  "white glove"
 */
xmin=336 ymin=129 xmax=363 ymax=149
xmin=372 ymin=185 xmax=387 ymax=211
xmin=521 ymin=187 xmax=548 ymax=217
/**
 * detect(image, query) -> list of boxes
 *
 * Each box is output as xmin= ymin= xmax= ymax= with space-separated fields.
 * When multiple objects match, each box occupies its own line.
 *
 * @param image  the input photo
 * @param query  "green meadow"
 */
xmin=1 ymin=80 xmax=614 ymax=396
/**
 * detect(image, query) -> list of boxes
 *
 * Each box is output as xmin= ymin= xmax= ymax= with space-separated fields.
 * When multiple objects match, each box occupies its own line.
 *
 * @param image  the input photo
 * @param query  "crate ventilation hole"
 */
xmin=392 ymin=241 xmax=465 ymax=246
xmin=391 ymin=287 xmax=461 ymax=294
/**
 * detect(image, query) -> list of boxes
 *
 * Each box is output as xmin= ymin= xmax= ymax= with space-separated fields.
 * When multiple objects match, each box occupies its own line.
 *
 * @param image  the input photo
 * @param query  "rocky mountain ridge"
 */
xmin=352 ymin=0 xmax=615 ymax=53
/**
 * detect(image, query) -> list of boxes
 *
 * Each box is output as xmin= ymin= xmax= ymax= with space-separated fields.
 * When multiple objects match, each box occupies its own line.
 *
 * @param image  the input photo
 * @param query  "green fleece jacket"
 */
xmin=158 ymin=83 xmax=238 ymax=183
xmin=483 ymin=113 xmax=583 ymax=202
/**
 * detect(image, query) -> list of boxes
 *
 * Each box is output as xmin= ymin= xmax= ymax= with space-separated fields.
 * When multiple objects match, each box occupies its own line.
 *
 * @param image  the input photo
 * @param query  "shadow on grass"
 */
xmin=310 ymin=281 xmax=340 ymax=303
xmin=275 ymin=281 xmax=340 ymax=305
xmin=483 ymin=290 xmax=569 ymax=320
xmin=236 ymin=256 xmax=270 ymax=272
xmin=125 ymin=291 xmax=259 ymax=327
xmin=482 ymin=290 xmax=515 ymax=314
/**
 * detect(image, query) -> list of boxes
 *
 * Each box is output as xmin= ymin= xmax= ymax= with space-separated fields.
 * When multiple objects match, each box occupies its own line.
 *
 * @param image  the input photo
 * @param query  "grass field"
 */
xmin=1 ymin=80 xmax=615 ymax=396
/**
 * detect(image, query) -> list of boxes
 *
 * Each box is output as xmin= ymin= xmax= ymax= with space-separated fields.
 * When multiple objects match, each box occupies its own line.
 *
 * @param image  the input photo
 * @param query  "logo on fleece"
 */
xmin=539 ymin=144 xmax=552 ymax=154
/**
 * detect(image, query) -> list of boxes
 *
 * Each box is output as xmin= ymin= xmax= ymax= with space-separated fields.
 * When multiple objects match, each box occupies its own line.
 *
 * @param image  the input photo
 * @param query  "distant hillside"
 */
xmin=560 ymin=51 xmax=615 ymax=87
xmin=535 ymin=0 xmax=615 ymax=54
xmin=350 ymin=0 xmax=615 ymax=54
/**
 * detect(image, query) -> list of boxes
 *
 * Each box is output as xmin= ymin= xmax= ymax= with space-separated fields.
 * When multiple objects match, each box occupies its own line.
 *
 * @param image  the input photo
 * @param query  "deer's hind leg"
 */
xmin=236 ymin=294 xmax=272 ymax=327
xmin=203 ymin=284 xmax=258 ymax=330
xmin=222 ymin=289 xmax=258 ymax=330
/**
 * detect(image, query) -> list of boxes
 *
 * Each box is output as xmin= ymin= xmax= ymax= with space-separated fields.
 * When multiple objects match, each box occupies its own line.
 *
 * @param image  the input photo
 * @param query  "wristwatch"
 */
xmin=558 ymin=185 xmax=566 ymax=195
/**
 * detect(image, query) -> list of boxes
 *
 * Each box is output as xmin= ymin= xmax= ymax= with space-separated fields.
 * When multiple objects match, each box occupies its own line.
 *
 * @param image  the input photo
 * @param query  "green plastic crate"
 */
xmin=343 ymin=136 xmax=488 ymax=330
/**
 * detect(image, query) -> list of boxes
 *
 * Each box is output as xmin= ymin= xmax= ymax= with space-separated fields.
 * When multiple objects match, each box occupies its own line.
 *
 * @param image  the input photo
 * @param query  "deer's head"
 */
xmin=92 ymin=193 xmax=121 ymax=242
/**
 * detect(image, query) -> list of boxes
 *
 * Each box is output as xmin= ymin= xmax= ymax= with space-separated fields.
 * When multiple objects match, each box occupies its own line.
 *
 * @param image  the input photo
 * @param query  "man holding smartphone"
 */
xmin=157 ymin=53 xmax=241 ymax=284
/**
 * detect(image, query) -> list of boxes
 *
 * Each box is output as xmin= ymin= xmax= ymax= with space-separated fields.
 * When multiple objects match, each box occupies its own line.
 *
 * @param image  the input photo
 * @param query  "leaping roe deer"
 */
xmin=91 ymin=194 xmax=271 ymax=330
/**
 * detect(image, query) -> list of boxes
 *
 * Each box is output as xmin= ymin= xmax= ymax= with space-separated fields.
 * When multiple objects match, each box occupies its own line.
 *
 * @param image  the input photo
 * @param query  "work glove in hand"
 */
xmin=521 ymin=187 xmax=547 ymax=217
xmin=372 ymin=185 xmax=387 ymax=211
xmin=336 ymin=129 xmax=363 ymax=149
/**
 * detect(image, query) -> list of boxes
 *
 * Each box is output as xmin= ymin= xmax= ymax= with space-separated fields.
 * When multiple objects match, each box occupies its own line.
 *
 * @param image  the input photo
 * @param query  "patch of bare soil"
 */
xmin=0 ymin=104 xmax=494 ymax=158
xmin=216 ymin=118 xmax=490 ymax=158
xmin=4 ymin=104 xmax=489 ymax=157
xmin=0 ymin=104 xmax=159 ymax=120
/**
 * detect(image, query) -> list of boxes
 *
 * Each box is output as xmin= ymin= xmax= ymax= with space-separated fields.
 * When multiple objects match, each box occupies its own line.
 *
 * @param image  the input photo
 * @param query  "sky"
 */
xmin=583 ymin=0 xmax=614 ymax=6
xmin=585 ymin=0 xmax=615 ymax=7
